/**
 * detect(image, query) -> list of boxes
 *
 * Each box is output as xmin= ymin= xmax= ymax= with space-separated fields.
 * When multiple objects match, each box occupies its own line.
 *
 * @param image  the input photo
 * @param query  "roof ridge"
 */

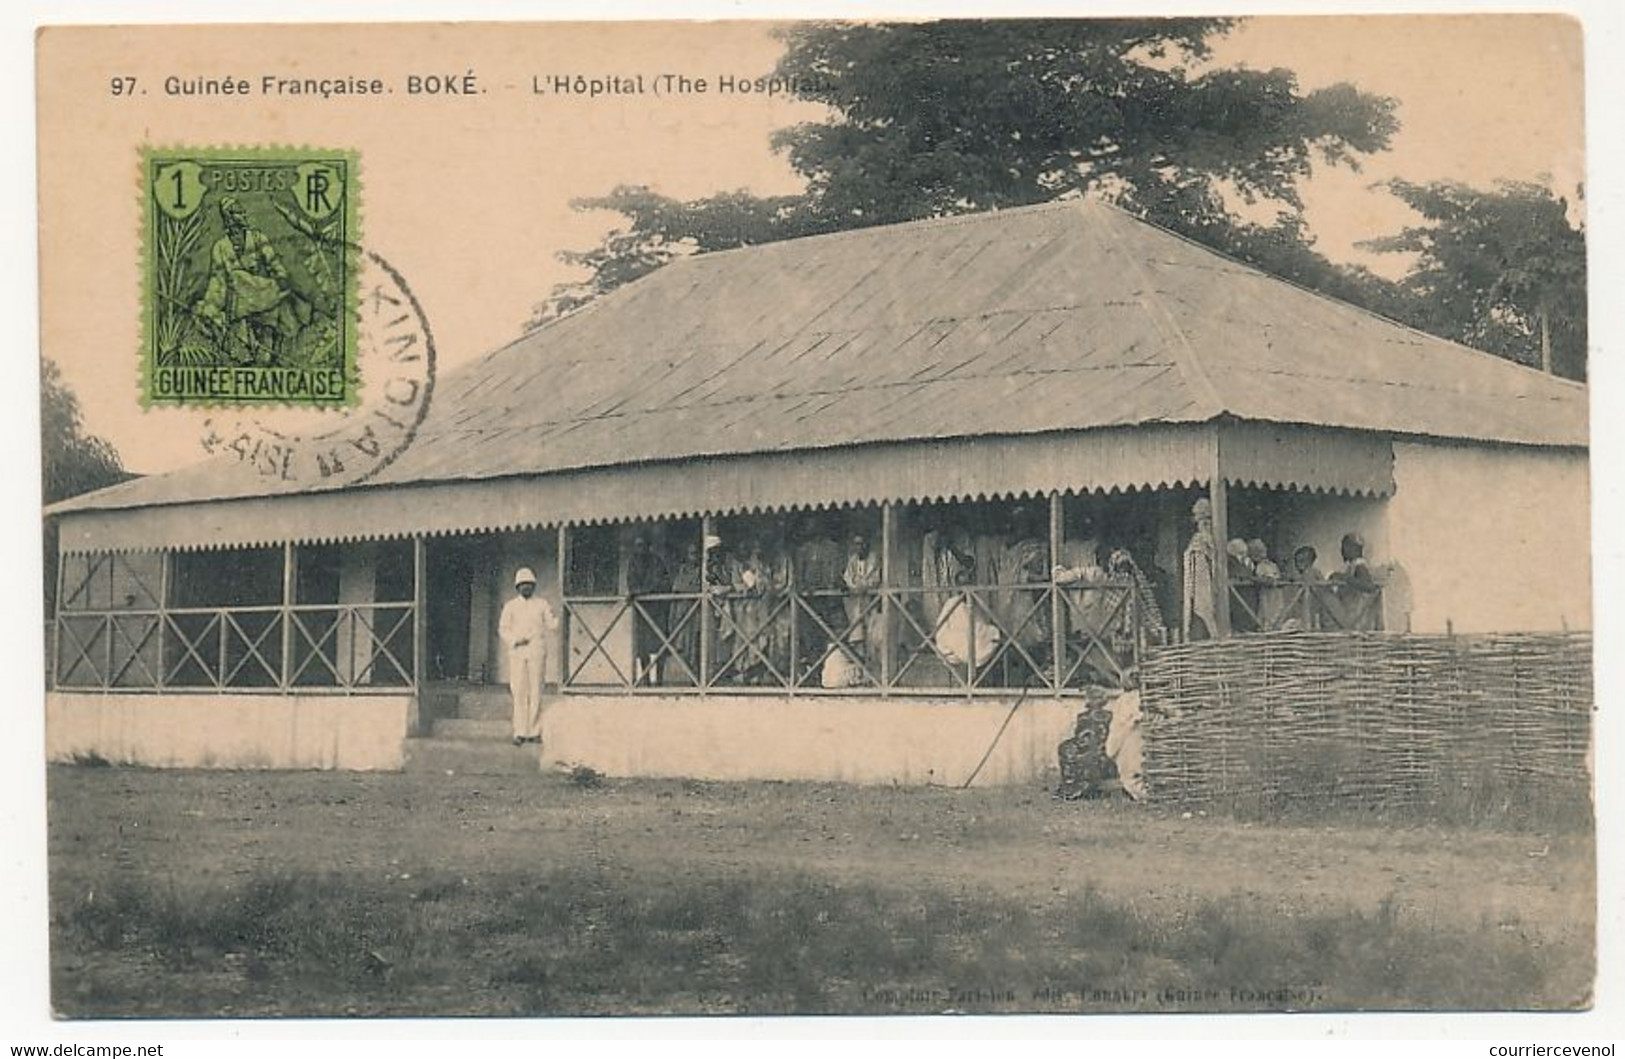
xmin=682 ymin=197 xmax=1088 ymax=265
xmin=1090 ymin=205 xmax=1229 ymax=420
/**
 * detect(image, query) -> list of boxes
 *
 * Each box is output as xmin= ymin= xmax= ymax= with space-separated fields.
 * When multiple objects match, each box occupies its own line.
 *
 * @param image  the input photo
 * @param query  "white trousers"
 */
xmin=508 ymin=648 xmax=547 ymax=740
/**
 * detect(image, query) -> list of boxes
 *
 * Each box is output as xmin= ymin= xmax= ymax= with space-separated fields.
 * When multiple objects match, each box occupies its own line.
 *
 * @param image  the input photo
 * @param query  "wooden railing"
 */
xmin=53 ymin=603 xmax=415 ymax=693
xmin=561 ymin=580 xmax=1149 ymax=695
xmin=1227 ymin=581 xmax=1383 ymax=634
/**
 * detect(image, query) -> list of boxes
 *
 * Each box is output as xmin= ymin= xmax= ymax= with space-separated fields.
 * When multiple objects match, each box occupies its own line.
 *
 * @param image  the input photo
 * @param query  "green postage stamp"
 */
xmin=141 ymin=147 xmax=359 ymax=407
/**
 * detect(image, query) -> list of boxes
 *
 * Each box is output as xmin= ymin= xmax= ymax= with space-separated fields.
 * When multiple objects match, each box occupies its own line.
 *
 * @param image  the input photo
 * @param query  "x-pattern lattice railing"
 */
xmin=561 ymin=580 xmax=1142 ymax=694
xmin=53 ymin=603 xmax=415 ymax=693
xmin=1229 ymin=582 xmax=1384 ymax=633
xmin=1057 ymin=583 xmax=1137 ymax=687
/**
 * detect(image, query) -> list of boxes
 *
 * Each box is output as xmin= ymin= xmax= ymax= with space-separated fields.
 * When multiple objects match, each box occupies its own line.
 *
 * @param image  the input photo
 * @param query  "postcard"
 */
xmin=32 ymin=14 xmax=1597 ymax=1026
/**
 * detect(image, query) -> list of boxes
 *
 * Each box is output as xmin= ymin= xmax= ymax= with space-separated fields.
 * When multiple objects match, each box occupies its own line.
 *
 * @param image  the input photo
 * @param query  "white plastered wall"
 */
xmin=1387 ymin=441 xmax=1590 ymax=633
xmin=541 ymin=693 xmax=1077 ymax=786
xmin=46 ymin=693 xmax=412 ymax=770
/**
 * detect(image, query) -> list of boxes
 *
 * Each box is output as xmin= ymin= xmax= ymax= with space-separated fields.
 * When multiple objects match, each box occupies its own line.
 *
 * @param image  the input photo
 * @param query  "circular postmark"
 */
xmin=198 ymin=248 xmax=435 ymax=488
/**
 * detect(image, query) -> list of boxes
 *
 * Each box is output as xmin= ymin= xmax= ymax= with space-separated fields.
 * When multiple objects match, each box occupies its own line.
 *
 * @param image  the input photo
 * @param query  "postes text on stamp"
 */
xmin=142 ymin=146 xmax=359 ymax=407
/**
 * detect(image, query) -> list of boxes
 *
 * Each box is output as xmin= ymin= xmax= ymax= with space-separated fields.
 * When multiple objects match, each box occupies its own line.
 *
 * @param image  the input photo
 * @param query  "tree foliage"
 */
xmin=527 ymin=19 xmax=1400 ymax=330
xmin=42 ymin=357 xmax=129 ymax=618
xmin=767 ymin=21 xmax=1394 ymax=226
xmin=42 ymin=357 xmax=126 ymax=505
xmin=1363 ymin=180 xmax=1587 ymax=380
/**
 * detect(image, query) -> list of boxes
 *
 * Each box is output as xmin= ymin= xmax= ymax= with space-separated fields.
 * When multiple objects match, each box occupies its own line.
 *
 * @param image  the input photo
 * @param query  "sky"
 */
xmin=1212 ymin=15 xmax=1584 ymax=269
xmin=38 ymin=16 xmax=1586 ymax=476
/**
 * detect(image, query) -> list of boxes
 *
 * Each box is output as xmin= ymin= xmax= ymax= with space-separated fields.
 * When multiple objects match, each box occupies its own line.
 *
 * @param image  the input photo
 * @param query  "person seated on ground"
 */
xmin=1046 ymin=685 xmax=1124 ymax=802
xmin=1054 ymin=693 xmax=1115 ymax=801
xmin=1104 ymin=684 xmax=1146 ymax=801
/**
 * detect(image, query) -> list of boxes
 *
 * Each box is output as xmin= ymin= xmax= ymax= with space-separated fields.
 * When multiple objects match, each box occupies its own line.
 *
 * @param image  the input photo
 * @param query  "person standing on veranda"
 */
xmin=500 ymin=567 xmax=558 ymax=746
xmin=1181 ymin=498 xmax=1218 ymax=641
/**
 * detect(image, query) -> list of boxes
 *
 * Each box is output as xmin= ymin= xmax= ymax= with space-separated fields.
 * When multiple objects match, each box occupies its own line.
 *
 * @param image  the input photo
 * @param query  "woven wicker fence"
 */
xmin=1139 ymin=631 xmax=1593 ymax=822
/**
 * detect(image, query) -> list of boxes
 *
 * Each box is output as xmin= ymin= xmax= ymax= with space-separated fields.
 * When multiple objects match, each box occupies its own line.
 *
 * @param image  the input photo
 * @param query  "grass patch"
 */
xmin=52 ymin=865 xmax=1583 ymax=1017
xmin=567 ymin=764 xmax=605 ymax=790
xmin=1179 ymin=779 xmax=1596 ymax=834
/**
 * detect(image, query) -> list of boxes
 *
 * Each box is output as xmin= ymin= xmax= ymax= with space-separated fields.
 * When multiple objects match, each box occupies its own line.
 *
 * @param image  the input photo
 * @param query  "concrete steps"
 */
xmin=431 ymin=717 xmax=509 ymax=740
xmin=424 ymin=683 xmax=560 ymax=721
xmin=402 ymin=736 xmax=540 ymax=775
xmin=402 ymin=683 xmax=562 ymax=774
xmin=450 ymin=691 xmax=513 ymax=721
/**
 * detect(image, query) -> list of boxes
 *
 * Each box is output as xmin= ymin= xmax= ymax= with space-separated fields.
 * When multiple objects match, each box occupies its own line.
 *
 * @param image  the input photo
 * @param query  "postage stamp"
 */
xmin=141 ymin=146 xmax=359 ymax=407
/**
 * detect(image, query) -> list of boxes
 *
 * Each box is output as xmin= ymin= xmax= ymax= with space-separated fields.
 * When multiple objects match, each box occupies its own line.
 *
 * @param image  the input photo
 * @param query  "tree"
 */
xmin=42 ymin=357 xmax=127 ymax=505
xmin=1362 ymin=180 xmax=1587 ymax=380
xmin=42 ymin=358 xmax=129 ymax=619
xmin=528 ymin=19 xmax=1400 ymax=329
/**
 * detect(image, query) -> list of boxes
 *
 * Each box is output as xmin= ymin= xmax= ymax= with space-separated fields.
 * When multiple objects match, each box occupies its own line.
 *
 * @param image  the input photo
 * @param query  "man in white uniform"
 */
xmin=499 ymin=567 xmax=558 ymax=746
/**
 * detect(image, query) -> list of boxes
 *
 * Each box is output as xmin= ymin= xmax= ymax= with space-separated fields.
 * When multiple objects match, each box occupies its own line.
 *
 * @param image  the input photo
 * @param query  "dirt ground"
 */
xmin=48 ymin=766 xmax=1593 ymax=925
xmin=45 ymin=765 xmax=1596 ymax=1014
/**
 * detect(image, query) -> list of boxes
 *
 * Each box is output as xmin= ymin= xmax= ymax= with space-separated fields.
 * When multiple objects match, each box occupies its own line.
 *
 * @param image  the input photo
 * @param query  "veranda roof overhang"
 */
xmin=53 ymin=420 xmax=1400 ymax=554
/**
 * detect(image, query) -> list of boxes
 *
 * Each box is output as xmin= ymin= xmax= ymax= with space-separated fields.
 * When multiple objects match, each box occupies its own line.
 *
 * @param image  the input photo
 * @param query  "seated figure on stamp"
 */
xmin=194 ymin=195 xmax=306 ymax=367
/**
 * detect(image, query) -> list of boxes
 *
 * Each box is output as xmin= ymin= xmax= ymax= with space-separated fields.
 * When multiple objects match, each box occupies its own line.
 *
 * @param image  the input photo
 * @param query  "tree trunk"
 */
xmin=1540 ymin=305 xmax=1553 ymax=375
